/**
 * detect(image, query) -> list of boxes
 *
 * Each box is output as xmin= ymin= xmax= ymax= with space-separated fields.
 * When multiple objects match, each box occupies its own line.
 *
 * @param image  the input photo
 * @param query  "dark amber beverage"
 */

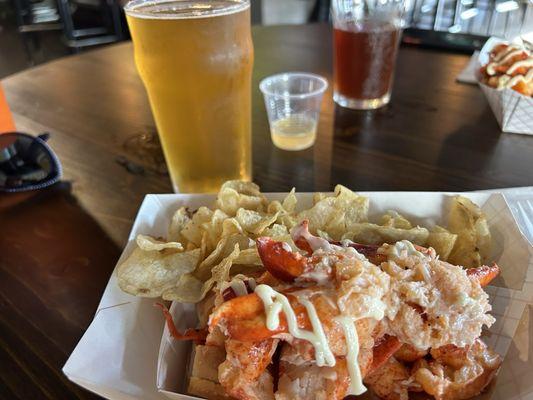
xmin=334 ymin=23 xmax=400 ymax=109
xmin=333 ymin=22 xmax=401 ymax=109
xmin=332 ymin=0 xmax=405 ymax=110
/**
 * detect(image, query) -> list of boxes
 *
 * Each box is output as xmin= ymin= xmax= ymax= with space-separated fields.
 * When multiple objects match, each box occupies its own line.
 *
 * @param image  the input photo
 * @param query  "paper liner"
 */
xmin=477 ymin=37 xmax=533 ymax=135
xmin=63 ymin=192 xmax=533 ymax=400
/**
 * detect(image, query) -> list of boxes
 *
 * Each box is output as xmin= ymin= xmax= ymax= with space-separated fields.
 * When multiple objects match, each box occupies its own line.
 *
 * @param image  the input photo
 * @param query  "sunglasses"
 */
xmin=0 ymin=132 xmax=62 ymax=193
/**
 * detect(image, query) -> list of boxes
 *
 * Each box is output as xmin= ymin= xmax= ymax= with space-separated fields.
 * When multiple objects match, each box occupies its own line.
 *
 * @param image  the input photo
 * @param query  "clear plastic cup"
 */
xmin=259 ymin=72 xmax=328 ymax=151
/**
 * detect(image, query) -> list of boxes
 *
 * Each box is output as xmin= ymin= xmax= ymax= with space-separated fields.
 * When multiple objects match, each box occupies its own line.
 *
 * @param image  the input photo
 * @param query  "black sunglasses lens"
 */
xmin=0 ymin=133 xmax=61 ymax=192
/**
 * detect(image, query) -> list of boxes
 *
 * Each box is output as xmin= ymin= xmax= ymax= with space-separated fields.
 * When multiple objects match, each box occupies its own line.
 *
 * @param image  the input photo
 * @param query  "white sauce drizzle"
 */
xmin=493 ymin=44 xmax=521 ymax=62
xmin=291 ymin=224 xmax=334 ymax=252
xmin=498 ymin=68 xmax=533 ymax=89
xmin=335 ymin=316 xmax=366 ymax=395
xmin=487 ymin=45 xmax=528 ymax=72
xmin=380 ymin=240 xmax=427 ymax=261
xmin=255 ymin=284 xmax=336 ymax=367
xmin=507 ymin=59 xmax=533 ymax=74
xmin=220 ymin=276 xmax=256 ymax=297
xmin=486 ymin=45 xmax=533 ymax=89
xmin=335 ymin=298 xmax=386 ymax=396
xmin=487 ymin=47 xmax=524 ymax=74
xmin=255 ymin=284 xmax=387 ymax=396
xmin=296 ymin=269 xmax=332 ymax=286
xmin=281 ymin=242 xmax=293 ymax=252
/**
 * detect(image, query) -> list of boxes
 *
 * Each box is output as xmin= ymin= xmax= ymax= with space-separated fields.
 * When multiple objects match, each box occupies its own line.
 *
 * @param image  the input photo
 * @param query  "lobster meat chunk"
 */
xmin=466 ymin=264 xmax=500 ymax=287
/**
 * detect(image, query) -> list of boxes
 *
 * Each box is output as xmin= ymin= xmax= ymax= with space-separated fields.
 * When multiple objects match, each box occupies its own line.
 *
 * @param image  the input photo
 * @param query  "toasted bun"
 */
xmin=191 ymin=345 xmax=226 ymax=382
xmin=188 ymin=377 xmax=231 ymax=400
xmin=188 ymin=344 xmax=230 ymax=399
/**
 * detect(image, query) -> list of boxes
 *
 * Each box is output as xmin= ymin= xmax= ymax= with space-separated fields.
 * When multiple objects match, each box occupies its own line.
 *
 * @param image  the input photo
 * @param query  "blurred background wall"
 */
xmin=0 ymin=0 xmax=531 ymax=79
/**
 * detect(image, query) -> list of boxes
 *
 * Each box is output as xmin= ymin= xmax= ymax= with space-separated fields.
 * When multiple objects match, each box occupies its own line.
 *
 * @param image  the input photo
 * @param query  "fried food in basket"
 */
xmin=479 ymin=42 xmax=533 ymax=96
xmin=116 ymin=181 xmax=501 ymax=400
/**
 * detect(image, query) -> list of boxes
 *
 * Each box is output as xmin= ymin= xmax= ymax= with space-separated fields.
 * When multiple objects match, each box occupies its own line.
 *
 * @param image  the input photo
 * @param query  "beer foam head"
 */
xmin=125 ymin=0 xmax=249 ymax=19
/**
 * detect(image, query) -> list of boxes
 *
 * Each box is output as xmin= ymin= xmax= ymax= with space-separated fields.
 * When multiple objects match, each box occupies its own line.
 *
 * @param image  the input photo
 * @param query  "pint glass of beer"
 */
xmin=332 ymin=0 xmax=406 ymax=110
xmin=125 ymin=0 xmax=253 ymax=193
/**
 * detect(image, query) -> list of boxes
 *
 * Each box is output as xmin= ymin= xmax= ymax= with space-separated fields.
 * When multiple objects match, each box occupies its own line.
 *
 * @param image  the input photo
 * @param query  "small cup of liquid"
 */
xmin=260 ymin=73 xmax=328 ymax=151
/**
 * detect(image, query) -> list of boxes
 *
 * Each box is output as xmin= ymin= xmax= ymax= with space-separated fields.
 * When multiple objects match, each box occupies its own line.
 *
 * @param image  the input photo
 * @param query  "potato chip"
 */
xmin=136 ymin=234 xmax=184 ymax=252
xmin=181 ymin=207 xmax=214 ymax=247
xmin=163 ymin=273 xmax=204 ymax=303
xmin=298 ymin=185 xmax=369 ymax=239
xmin=317 ymin=230 xmax=333 ymax=240
xmin=167 ymin=207 xmax=191 ymax=243
xmin=313 ymin=192 xmax=327 ymax=204
xmin=195 ymin=233 xmax=253 ymax=280
xmin=215 ymin=181 xmax=267 ymax=216
xmin=220 ymin=180 xmax=263 ymax=197
xmin=199 ymin=231 xmax=209 ymax=259
xmin=263 ymin=223 xmax=289 ymax=239
xmin=117 ymin=247 xmax=201 ymax=297
xmin=201 ymin=209 xmax=229 ymax=253
xmin=267 ymin=200 xmax=283 ymax=215
xmin=278 ymin=214 xmax=298 ymax=231
xmin=426 ymin=226 xmax=457 ymax=260
xmin=282 ymin=188 xmax=297 ymax=213
xmin=338 ymin=185 xmax=369 ymax=226
xmin=266 ymin=189 xmax=298 ymax=230
xmin=447 ymin=196 xmax=492 ymax=268
xmin=475 ymin=218 xmax=492 ymax=264
xmin=221 ymin=218 xmax=244 ymax=237
xmin=118 ymin=180 xmax=492 ymax=305
xmin=380 ymin=211 xmax=413 ymax=229
xmin=343 ymin=223 xmax=429 ymax=245
xmin=233 ymin=247 xmax=262 ymax=266
xmin=448 ymin=229 xmax=480 ymax=268
xmin=164 ymin=244 xmax=241 ymax=303
xmin=448 ymin=196 xmax=481 ymax=231
xmin=236 ymin=209 xmax=279 ymax=235
xmin=326 ymin=210 xmax=347 ymax=239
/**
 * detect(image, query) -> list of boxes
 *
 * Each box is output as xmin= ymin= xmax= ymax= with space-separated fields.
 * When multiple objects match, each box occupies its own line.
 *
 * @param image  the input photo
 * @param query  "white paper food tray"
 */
xmin=63 ymin=191 xmax=533 ymax=400
xmin=477 ymin=36 xmax=533 ymax=135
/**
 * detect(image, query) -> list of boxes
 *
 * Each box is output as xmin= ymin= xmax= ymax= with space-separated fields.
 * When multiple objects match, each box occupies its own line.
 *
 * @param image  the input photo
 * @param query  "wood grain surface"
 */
xmin=1 ymin=23 xmax=532 ymax=400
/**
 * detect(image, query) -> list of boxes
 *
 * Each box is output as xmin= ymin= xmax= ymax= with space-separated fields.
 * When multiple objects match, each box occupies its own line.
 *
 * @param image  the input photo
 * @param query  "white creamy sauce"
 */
xmin=493 ymin=45 xmax=521 ymax=62
xmin=486 ymin=45 xmax=528 ymax=74
xmin=335 ymin=316 xmax=366 ymax=395
xmin=281 ymin=242 xmax=293 ymax=252
xmin=291 ymin=224 xmax=335 ymax=252
xmin=381 ymin=240 xmax=427 ymax=261
xmin=486 ymin=45 xmax=533 ymax=89
xmin=221 ymin=276 xmax=256 ymax=297
xmin=487 ymin=47 xmax=523 ymax=74
xmin=255 ymin=284 xmax=386 ymax=396
xmin=506 ymin=58 xmax=533 ymax=74
xmin=499 ymin=70 xmax=529 ymax=88
xmin=335 ymin=296 xmax=387 ymax=395
xmin=340 ymin=238 xmax=355 ymax=247
xmin=296 ymin=269 xmax=332 ymax=286
xmin=255 ymin=284 xmax=336 ymax=367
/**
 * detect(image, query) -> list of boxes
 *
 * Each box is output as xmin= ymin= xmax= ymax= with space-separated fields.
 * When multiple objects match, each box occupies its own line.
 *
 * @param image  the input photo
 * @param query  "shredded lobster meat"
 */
xmin=161 ymin=220 xmax=501 ymax=400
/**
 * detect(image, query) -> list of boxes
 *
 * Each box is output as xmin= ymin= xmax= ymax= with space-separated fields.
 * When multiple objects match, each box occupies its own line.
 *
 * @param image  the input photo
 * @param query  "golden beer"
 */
xmin=125 ymin=0 xmax=253 ymax=192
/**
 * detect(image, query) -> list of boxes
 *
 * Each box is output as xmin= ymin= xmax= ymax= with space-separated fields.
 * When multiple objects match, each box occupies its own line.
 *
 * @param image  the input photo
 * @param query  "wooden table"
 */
xmin=1 ymin=24 xmax=532 ymax=400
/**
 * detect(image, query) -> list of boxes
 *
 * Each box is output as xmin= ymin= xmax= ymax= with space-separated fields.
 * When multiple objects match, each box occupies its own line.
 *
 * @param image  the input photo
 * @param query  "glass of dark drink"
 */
xmin=332 ymin=0 xmax=406 ymax=110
